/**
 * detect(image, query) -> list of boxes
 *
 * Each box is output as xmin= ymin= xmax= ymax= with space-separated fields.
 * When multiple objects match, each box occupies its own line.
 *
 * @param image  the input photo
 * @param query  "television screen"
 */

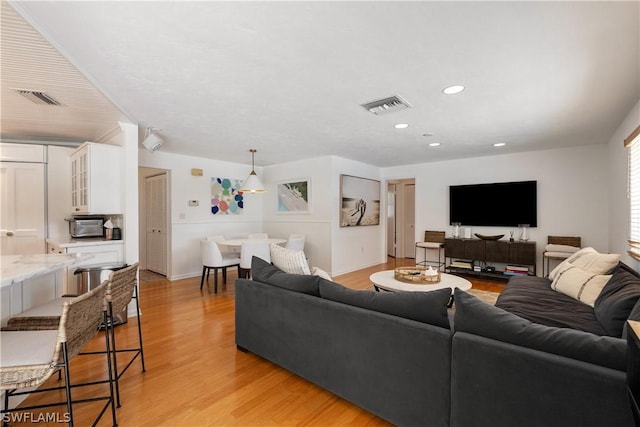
xmin=449 ymin=181 xmax=537 ymax=227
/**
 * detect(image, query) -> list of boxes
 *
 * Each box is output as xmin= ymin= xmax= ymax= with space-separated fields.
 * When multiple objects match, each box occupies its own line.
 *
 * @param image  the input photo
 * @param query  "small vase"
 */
xmin=518 ymin=224 xmax=530 ymax=242
xmin=452 ymin=222 xmax=461 ymax=239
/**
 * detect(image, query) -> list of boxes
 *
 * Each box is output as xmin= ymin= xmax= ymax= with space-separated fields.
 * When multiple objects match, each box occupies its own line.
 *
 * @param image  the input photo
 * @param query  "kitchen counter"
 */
xmin=46 ymin=237 xmax=123 ymax=248
xmin=1 ymin=253 xmax=94 ymax=288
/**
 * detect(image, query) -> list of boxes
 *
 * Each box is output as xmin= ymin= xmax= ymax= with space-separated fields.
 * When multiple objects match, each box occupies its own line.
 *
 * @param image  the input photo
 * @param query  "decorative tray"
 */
xmin=474 ymin=233 xmax=505 ymax=241
xmin=394 ymin=267 xmax=441 ymax=284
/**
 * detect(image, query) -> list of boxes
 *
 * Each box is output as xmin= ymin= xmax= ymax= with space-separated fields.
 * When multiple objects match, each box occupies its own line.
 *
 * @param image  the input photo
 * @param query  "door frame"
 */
xmin=385 ymin=178 xmax=416 ymax=259
xmin=138 ymin=167 xmax=171 ymax=276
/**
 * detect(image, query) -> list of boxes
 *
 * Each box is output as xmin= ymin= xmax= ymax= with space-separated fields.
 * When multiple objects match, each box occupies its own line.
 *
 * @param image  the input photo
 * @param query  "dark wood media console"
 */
xmin=444 ymin=238 xmax=536 ymax=281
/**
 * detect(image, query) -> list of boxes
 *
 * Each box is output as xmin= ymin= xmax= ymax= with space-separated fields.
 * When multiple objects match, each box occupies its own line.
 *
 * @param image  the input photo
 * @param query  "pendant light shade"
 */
xmin=240 ymin=149 xmax=266 ymax=193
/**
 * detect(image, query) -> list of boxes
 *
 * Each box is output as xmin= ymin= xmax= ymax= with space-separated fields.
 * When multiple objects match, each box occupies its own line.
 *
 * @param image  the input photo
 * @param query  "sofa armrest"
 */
xmin=451 ymin=332 xmax=633 ymax=427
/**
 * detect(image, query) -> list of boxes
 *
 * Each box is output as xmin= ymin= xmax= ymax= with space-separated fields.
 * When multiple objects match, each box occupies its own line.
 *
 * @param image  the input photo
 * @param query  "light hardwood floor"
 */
xmin=7 ymin=258 xmax=503 ymax=426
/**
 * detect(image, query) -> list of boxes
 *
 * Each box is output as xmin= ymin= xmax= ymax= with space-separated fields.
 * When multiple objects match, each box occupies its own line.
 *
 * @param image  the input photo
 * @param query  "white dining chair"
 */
xmin=239 ymin=240 xmax=271 ymax=279
xmin=200 ymin=239 xmax=241 ymax=293
xmin=285 ymin=234 xmax=306 ymax=252
xmin=248 ymin=233 xmax=268 ymax=239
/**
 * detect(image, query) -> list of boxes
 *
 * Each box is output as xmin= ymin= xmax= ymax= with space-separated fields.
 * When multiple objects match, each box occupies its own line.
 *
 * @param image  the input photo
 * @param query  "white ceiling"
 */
xmin=1 ymin=1 xmax=639 ymax=167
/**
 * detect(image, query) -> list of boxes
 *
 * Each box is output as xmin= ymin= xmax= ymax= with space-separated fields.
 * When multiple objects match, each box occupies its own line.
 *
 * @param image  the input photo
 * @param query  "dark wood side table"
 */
xmin=628 ymin=320 xmax=640 ymax=426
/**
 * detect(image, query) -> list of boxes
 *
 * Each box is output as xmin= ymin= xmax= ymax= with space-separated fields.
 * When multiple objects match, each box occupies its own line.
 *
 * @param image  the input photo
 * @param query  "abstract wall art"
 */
xmin=211 ymin=177 xmax=243 ymax=215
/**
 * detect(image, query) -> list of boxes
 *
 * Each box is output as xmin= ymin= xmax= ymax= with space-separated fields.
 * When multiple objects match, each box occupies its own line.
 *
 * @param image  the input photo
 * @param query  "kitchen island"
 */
xmin=0 ymin=253 xmax=93 ymax=325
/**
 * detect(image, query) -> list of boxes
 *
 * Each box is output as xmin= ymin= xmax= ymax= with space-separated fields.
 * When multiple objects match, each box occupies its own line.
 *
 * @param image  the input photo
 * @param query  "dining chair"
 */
xmin=1 ymin=283 xmax=117 ymax=426
xmin=200 ymin=239 xmax=241 ymax=293
xmin=239 ymin=240 xmax=271 ymax=279
xmin=415 ymin=230 xmax=446 ymax=271
xmin=248 ymin=233 xmax=268 ymax=239
xmin=542 ymin=235 xmax=581 ymax=277
xmin=285 ymin=234 xmax=306 ymax=252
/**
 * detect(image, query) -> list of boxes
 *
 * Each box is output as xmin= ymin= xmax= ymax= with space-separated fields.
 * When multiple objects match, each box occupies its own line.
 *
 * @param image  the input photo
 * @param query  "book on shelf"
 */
xmin=504 ymin=265 xmax=530 ymax=276
xmin=451 ymin=260 xmax=473 ymax=269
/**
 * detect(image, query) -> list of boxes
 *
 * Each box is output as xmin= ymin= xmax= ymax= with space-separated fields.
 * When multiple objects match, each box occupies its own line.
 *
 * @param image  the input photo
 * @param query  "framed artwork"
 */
xmin=340 ymin=174 xmax=380 ymax=227
xmin=277 ymin=178 xmax=310 ymax=214
xmin=211 ymin=177 xmax=244 ymax=215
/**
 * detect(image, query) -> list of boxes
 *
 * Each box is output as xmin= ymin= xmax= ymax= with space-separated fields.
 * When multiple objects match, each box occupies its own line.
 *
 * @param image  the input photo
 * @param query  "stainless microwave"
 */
xmin=66 ymin=216 xmax=104 ymax=238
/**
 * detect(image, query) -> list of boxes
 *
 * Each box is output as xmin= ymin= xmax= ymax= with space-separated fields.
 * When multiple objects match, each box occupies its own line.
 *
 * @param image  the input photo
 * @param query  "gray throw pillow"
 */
xmin=318 ymin=279 xmax=451 ymax=329
xmin=594 ymin=265 xmax=640 ymax=337
xmin=453 ymin=288 xmax=626 ymax=371
xmin=250 ymin=256 xmax=320 ymax=296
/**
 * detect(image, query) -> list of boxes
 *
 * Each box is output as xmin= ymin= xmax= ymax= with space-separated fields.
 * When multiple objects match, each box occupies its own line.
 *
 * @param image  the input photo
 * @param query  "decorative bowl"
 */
xmin=474 ymin=233 xmax=505 ymax=241
xmin=394 ymin=267 xmax=441 ymax=284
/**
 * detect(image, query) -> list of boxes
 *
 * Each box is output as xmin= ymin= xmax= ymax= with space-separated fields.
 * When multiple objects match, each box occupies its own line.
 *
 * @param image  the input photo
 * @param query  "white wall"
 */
xmin=608 ymin=99 xmax=640 ymax=268
xmin=262 ymin=156 xmax=332 ymax=272
xmin=139 ymin=149 xmax=266 ymax=279
xmin=330 ymin=156 xmax=385 ymax=275
xmin=383 ymin=144 xmax=610 ymax=275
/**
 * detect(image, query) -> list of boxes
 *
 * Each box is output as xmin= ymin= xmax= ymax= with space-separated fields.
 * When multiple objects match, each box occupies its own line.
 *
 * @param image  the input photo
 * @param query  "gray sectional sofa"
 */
xmin=235 ymin=257 xmax=639 ymax=427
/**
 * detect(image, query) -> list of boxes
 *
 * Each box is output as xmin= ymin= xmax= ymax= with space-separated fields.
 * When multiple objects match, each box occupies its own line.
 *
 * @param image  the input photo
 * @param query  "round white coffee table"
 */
xmin=369 ymin=269 xmax=472 ymax=293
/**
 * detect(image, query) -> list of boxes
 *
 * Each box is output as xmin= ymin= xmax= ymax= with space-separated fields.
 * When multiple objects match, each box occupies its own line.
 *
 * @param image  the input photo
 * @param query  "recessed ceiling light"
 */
xmin=493 ymin=142 xmax=507 ymax=147
xmin=394 ymin=123 xmax=409 ymax=129
xmin=429 ymin=142 xmax=441 ymax=147
xmin=443 ymin=85 xmax=465 ymax=95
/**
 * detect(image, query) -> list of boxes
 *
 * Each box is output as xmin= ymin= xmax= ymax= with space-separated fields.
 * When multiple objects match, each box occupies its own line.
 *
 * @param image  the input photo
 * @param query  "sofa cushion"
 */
xmin=550 ymin=263 xmax=611 ymax=307
xmin=496 ymin=275 xmax=609 ymax=336
xmin=318 ymin=279 xmax=451 ymax=329
xmin=594 ymin=264 xmax=640 ymax=337
xmin=454 ymin=288 xmax=627 ymax=371
xmin=251 ymin=256 xmax=320 ymax=296
xmin=269 ymin=243 xmax=311 ymax=275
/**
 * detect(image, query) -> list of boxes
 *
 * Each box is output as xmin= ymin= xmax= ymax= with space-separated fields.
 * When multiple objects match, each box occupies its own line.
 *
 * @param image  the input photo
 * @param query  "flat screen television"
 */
xmin=449 ymin=180 xmax=537 ymax=227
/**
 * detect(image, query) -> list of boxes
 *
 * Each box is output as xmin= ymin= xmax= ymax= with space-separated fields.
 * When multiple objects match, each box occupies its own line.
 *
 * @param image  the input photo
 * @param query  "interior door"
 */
xmin=404 ymin=184 xmax=416 ymax=258
xmin=0 ymin=162 xmax=45 ymax=255
xmin=387 ymin=184 xmax=396 ymax=257
xmin=145 ymin=173 xmax=167 ymax=275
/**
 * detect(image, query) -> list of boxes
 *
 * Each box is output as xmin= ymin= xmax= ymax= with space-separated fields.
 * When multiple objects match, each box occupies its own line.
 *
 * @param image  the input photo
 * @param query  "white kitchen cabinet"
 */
xmin=71 ymin=142 xmax=122 ymax=214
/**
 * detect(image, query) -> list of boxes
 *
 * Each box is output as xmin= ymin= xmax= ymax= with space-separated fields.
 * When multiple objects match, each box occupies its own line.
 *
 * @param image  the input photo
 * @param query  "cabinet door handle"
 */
xmin=6 ymin=231 xmax=14 ymax=237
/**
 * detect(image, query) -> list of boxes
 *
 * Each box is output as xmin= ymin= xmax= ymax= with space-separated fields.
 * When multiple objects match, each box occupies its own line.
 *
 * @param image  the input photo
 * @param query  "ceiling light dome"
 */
xmin=443 ymin=85 xmax=465 ymax=95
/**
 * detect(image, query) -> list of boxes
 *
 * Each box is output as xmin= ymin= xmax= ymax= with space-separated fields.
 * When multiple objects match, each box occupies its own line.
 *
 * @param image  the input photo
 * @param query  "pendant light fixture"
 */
xmin=240 ymin=149 xmax=266 ymax=193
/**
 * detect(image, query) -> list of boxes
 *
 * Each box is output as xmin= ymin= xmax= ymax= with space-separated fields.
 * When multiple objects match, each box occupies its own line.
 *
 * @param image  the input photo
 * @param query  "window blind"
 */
xmin=626 ymin=125 xmax=640 ymax=259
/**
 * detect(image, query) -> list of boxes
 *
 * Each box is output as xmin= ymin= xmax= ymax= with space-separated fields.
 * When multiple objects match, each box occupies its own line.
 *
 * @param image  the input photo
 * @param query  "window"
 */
xmin=626 ymin=125 xmax=640 ymax=260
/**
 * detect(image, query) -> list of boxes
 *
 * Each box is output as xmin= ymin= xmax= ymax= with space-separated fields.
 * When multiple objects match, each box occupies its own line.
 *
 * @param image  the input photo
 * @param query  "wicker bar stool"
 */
xmin=3 ymin=263 xmax=145 ymax=408
xmin=1 ymin=283 xmax=117 ymax=426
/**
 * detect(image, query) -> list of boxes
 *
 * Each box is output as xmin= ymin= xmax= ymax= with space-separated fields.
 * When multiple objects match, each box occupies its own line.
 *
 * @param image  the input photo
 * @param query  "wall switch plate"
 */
xmin=191 ymin=168 xmax=203 ymax=176
xmin=188 ymin=200 xmax=199 ymax=207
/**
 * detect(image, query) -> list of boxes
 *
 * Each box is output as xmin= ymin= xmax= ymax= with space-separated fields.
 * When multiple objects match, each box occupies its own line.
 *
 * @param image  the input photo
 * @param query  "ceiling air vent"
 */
xmin=361 ymin=95 xmax=411 ymax=115
xmin=13 ymin=89 xmax=63 ymax=106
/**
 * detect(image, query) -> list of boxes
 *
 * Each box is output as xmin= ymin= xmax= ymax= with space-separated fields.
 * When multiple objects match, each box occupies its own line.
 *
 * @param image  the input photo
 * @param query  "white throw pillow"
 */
xmin=551 ymin=263 xmax=612 ymax=307
xmin=549 ymin=247 xmax=597 ymax=280
xmin=571 ymin=252 xmax=620 ymax=275
xmin=269 ymin=243 xmax=311 ymax=275
xmin=311 ymin=266 xmax=332 ymax=281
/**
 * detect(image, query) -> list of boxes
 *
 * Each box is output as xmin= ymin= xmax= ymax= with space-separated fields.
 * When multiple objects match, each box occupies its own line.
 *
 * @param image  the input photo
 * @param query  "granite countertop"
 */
xmin=0 ymin=253 xmax=94 ymax=288
xmin=46 ymin=237 xmax=124 ymax=248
